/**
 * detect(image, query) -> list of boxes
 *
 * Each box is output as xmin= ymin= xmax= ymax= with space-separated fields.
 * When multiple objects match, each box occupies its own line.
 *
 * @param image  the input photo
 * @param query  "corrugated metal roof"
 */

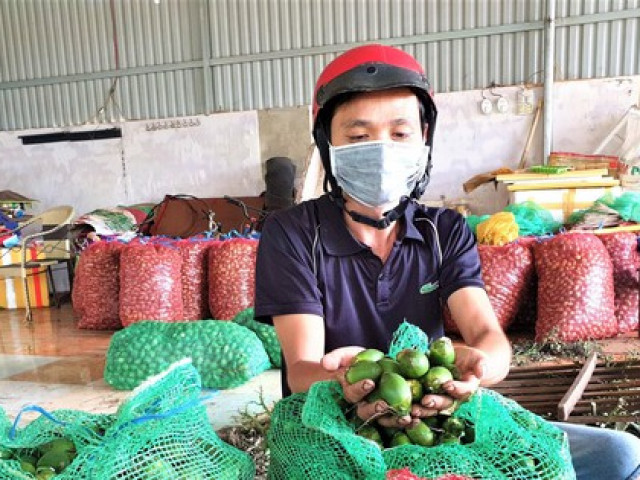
xmin=1 ymin=0 xmax=639 ymax=131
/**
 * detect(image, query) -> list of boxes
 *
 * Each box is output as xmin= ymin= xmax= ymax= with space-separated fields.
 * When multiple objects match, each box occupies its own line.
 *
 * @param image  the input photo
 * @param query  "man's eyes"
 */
xmin=392 ymin=131 xmax=413 ymax=140
xmin=346 ymin=131 xmax=414 ymax=142
xmin=348 ymin=134 xmax=369 ymax=142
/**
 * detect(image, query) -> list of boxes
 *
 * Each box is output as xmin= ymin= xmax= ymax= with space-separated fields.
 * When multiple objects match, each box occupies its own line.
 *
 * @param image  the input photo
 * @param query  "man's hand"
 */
xmin=411 ymin=344 xmax=486 ymax=418
xmin=322 ymin=347 xmax=414 ymax=428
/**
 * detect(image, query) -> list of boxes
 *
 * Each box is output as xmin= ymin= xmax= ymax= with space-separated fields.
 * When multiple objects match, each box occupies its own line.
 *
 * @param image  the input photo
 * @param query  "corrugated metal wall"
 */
xmin=1 ymin=0 xmax=639 ymax=131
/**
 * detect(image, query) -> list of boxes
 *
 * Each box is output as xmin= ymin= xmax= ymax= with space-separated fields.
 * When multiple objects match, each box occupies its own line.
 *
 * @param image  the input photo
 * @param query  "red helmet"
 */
xmin=312 ymin=44 xmax=438 ymax=201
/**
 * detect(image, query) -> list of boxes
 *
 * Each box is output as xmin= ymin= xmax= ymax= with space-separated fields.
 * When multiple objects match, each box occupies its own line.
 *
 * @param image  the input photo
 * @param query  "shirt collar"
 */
xmin=318 ymin=195 xmax=425 ymax=256
xmin=403 ymin=200 xmax=426 ymax=243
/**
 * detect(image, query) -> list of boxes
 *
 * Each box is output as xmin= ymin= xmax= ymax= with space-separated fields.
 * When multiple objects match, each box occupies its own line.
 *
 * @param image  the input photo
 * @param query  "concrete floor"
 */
xmin=0 ymin=304 xmax=282 ymax=431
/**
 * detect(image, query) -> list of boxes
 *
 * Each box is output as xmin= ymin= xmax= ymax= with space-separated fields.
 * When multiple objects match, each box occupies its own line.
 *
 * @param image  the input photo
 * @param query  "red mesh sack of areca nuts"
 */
xmin=598 ymin=232 xmax=639 ymax=334
xmin=119 ymin=243 xmax=184 ymax=326
xmin=386 ymin=470 xmax=473 ymax=480
xmin=208 ymin=238 xmax=258 ymax=320
xmin=74 ymin=241 xmax=125 ymax=330
xmin=176 ymin=238 xmax=211 ymax=321
xmin=534 ymin=233 xmax=618 ymax=342
xmin=510 ymin=236 xmax=539 ymax=334
xmin=444 ymin=242 xmax=534 ymax=335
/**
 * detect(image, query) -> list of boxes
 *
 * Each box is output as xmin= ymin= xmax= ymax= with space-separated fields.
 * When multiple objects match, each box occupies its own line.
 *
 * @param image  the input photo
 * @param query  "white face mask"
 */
xmin=329 ymin=140 xmax=429 ymax=208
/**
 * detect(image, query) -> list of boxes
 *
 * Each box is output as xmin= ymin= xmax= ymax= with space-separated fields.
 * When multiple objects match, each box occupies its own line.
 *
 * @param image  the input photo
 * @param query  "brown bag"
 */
xmin=141 ymin=195 xmax=216 ymax=238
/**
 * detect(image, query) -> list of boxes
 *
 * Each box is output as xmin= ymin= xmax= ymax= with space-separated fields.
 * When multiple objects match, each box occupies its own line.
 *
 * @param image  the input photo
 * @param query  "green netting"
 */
xmin=0 ymin=360 xmax=254 ymax=479
xmin=384 ymin=389 xmax=573 ymax=479
xmin=465 ymin=215 xmax=491 ymax=235
xmin=504 ymin=201 xmax=561 ymax=236
xmin=0 ymin=408 xmax=114 ymax=479
xmin=387 ymin=321 xmax=430 ymax=359
xmin=232 ymin=307 xmax=282 ymax=368
xmin=267 ymin=323 xmax=575 ymax=480
xmin=576 ymin=191 xmax=640 ymax=222
xmin=609 ymin=192 xmax=640 ymax=221
xmin=104 ymin=320 xmax=271 ymax=390
xmin=567 ymin=191 xmax=640 ymax=225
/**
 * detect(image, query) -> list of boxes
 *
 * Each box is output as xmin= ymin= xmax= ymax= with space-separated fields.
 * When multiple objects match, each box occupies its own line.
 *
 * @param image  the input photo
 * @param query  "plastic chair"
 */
xmin=0 ymin=205 xmax=75 ymax=322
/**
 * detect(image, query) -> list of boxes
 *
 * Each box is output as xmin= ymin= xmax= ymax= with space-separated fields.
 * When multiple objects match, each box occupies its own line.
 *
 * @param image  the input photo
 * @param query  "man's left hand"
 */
xmin=411 ymin=344 xmax=486 ymax=418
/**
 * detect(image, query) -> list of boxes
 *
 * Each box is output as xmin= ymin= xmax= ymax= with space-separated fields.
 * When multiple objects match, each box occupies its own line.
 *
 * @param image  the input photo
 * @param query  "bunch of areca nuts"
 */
xmin=344 ymin=337 xmax=475 ymax=449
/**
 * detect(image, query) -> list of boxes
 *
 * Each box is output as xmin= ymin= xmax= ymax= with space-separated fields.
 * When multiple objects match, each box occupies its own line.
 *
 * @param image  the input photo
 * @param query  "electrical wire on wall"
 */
xmin=78 ymin=0 xmax=129 ymax=200
xmin=84 ymin=0 xmax=123 ymax=126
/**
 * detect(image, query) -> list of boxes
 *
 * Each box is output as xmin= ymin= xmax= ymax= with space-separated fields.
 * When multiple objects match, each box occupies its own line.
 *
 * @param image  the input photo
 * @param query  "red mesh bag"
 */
xmin=208 ymin=238 xmax=258 ymax=320
xmin=510 ymin=236 xmax=539 ymax=334
xmin=444 ymin=242 xmax=534 ymax=335
xmin=73 ymin=241 xmax=124 ymax=330
xmin=386 ymin=469 xmax=426 ymax=480
xmin=177 ymin=239 xmax=211 ymax=321
xmin=119 ymin=243 xmax=183 ymax=326
xmin=386 ymin=470 xmax=473 ymax=480
xmin=534 ymin=233 xmax=618 ymax=342
xmin=598 ymin=232 xmax=639 ymax=334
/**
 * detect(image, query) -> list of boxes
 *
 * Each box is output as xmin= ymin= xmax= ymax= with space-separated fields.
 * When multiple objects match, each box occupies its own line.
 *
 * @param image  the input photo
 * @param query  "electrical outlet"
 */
xmin=480 ymin=98 xmax=493 ymax=115
xmin=496 ymin=97 xmax=509 ymax=114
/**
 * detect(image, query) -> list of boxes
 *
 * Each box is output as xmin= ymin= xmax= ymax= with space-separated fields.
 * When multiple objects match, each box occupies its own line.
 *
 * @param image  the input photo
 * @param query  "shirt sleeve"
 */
xmin=436 ymin=209 xmax=485 ymax=302
xmin=254 ymin=210 xmax=325 ymax=325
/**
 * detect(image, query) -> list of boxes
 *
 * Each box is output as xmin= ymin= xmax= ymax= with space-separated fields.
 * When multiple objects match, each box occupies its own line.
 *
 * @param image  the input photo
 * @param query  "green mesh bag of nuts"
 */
xmin=232 ymin=307 xmax=282 ymax=368
xmin=104 ymin=320 xmax=271 ymax=390
xmin=0 ymin=359 xmax=254 ymax=479
xmin=267 ymin=322 xmax=575 ymax=480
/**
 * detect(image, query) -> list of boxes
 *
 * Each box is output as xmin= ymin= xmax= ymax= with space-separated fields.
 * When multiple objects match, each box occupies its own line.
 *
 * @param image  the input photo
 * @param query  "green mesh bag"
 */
xmin=267 ymin=323 xmax=575 ymax=480
xmin=0 ymin=407 xmax=114 ymax=479
xmin=104 ymin=320 xmax=271 ymax=390
xmin=582 ymin=191 xmax=640 ymax=222
xmin=232 ymin=307 xmax=282 ymax=368
xmin=387 ymin=321 xmax=430 ymax=359
xmin=504 ymin=201 xmax=561 ymax=236
xmin=1 ymin=360 xmax=255 ymax=479
xmin=384 ymin=389 xmax=574 ymax=479
xmin=609 ymin=191 xmax=640 ymax=221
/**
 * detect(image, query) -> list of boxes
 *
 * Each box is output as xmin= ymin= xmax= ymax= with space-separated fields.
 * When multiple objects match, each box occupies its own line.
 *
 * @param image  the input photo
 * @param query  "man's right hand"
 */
xmin=322 ymin=347 xmax=415 ymax=428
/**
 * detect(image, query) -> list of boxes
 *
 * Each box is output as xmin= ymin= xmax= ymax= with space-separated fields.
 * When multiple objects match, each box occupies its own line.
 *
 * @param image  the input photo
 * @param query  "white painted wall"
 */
xmin=1 ymin=77 xmax=639 ymax=217
xmin=1 ymin=112 xmax=263 ymax=215
xmin=428 ymin=76 xmax=640 ymax=214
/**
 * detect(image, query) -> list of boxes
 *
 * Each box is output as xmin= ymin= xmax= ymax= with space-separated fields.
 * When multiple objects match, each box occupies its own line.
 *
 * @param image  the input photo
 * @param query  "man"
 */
xmin=255 ymin=44 xmax=640 ymax=479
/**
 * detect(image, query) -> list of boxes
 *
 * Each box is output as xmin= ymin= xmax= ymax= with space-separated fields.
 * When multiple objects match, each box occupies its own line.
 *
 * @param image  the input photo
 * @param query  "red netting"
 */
xmin=73 ymin=241 xmax=124 ymax=330
xmin=598 ymin=232 xmax=639 ymax=334
xmin=176 ymin=239 xmax=211 ymax=321
xmin=119 ymin=243 xmax=183 ymax=326
xmin=208 ymin=238 xmax=258 ymax=320
xmin=444 ymin=242 xmax=534 ymax=335
xmin=534 ymin=233 xmax=618 ymax=342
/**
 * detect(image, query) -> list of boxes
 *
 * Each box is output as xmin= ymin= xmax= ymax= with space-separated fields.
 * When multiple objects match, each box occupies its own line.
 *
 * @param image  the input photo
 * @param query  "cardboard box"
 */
xmin=509 ymin=186 xmax=621 ymax=223
xmin=0 ymin=246 xmax=50 ymax=309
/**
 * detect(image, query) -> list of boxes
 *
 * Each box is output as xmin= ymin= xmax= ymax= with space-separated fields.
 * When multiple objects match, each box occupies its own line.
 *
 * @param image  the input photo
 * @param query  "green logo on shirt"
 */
xmin=419 ymin=282 xmax=439 ymax=294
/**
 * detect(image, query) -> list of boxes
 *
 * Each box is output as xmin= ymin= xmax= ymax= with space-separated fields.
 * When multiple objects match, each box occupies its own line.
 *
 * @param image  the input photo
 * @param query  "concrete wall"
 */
xmin=1 ymin=76 xmax=639 ymax=218
xmin=427 ymin=76 xmax=640 ymax=214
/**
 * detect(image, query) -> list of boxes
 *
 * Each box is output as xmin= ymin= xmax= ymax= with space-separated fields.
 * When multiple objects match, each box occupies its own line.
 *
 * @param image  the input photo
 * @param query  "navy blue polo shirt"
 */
xmin=254 ymin=194 xmax=484 ymax=396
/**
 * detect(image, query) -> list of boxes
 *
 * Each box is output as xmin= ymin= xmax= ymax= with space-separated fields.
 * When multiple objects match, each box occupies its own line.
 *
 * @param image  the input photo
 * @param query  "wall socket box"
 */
xmin=517 ymin=88 xmax=535 ymax=115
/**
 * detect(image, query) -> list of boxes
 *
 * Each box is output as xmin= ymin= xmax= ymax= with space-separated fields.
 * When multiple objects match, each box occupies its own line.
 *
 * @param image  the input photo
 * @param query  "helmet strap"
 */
xmin=314 ymin=124 xmax=343 ymax=198
xmin=332 ymin=196 xmax=410 ymax=229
